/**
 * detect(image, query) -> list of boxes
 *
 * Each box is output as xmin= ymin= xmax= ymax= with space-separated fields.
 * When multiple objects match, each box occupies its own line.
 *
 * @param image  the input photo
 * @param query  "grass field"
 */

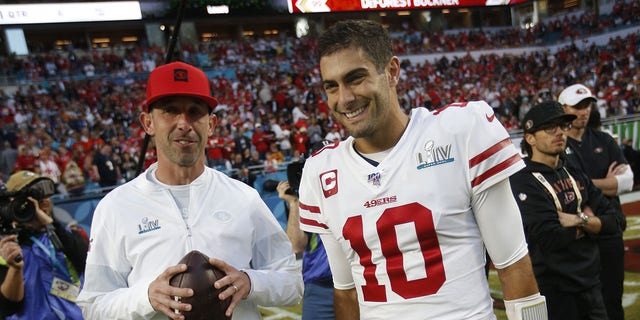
xmin=260 ymin=197 xmax=640 ymax=320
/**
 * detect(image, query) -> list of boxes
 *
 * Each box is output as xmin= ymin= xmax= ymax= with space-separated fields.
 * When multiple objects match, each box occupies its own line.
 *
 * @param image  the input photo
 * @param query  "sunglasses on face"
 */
xmin=539 ymin=122 xmax=572 ymax=134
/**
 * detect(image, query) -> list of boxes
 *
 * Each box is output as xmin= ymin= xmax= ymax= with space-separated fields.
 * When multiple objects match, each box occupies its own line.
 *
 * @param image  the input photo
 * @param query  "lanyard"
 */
xmin=532 ymin=167 xmax=582 ymax=213
xmin=30 ymin=236 xmax=80 ymax=286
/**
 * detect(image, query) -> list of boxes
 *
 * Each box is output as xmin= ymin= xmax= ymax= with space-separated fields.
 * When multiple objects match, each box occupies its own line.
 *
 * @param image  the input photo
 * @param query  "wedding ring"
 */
xmin=232 ymin=284 xmax=238 ymax=293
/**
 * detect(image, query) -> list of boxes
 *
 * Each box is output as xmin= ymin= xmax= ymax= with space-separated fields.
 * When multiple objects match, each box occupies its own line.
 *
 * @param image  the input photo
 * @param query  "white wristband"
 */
xmin=615 ymin=165 xmax=634 ymax=194
xmin=504 ymin=292 xmax=548 ymax=320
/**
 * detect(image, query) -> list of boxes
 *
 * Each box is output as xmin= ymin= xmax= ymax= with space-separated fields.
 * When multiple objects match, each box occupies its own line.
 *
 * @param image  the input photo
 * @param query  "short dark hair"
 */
xmin=318 ymin=20 xmax=393 ymax=74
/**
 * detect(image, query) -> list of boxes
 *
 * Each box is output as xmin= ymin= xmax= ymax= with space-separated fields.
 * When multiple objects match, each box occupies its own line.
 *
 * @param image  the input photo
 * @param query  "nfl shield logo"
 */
xmin=368 ymin=172 xmax=382 ymax=187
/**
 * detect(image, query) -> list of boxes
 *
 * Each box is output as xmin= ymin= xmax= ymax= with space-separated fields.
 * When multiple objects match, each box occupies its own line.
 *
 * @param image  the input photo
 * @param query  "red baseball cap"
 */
xmin=143 ymin=61 xmax=218 ymax=111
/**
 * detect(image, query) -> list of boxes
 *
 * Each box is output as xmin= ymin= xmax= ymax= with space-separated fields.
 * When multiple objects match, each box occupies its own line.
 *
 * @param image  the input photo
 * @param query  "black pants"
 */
xmin=542 ymin=284 xmax=608 ymax=320
xmin=598 ymin=236 xmax=625 ymax=320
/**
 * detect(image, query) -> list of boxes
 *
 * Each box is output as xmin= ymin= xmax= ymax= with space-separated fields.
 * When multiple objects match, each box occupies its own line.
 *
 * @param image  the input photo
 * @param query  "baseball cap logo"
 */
xmin=576 ymin=88 xmax=588 ymax=94
xmin=525 ymin=120 xmax=533 ymax=130
xmin=174 ymin=69 xmax=188 ymax=82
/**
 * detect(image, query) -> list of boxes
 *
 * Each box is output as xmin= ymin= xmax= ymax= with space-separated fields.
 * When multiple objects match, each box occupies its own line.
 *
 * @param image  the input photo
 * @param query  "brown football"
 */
xmin=169 ymin=250 xmax=231 ymax=320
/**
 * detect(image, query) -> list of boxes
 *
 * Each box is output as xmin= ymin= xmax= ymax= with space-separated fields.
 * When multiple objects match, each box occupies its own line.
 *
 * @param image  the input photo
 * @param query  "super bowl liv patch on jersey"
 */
xmin=416 ymin=140 xmax=454 ymax=170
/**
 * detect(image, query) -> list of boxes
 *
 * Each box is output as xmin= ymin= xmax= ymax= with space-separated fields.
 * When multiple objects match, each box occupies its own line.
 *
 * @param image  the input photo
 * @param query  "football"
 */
xmin=169 ymin=250 xmax=231 ymax=320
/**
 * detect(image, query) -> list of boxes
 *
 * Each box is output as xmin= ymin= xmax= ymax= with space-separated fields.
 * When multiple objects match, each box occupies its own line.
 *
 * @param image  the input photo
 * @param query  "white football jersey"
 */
xmin=298 ymin=102 xmax=524 ymax=320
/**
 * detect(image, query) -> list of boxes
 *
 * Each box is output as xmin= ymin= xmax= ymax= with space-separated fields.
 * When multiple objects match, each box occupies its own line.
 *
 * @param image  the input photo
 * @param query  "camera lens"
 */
xmin=11 ymin=196 xmax=36 ymax=223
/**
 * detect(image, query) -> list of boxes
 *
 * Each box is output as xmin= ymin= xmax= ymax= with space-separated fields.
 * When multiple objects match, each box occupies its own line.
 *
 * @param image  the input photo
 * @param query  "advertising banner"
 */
xmin=0 ymin=1 xmax=141 ymax=25
xmin=288 ymin=0 xmax=529 ymax=13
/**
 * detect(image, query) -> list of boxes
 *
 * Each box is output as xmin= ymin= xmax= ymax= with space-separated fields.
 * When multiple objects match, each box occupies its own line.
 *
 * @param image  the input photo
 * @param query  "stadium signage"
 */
xmin=289 ymin=0 xmax=526 ymax=13
xmin=362 ymin=0 xmax=460 ymax=9
xmin=0 ymin=1 xmax=142 ymax=25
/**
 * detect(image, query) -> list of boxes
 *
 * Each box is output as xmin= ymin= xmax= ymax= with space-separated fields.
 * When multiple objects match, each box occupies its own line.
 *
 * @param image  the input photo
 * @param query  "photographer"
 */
xmin=277 ymin=180 xmax=334 ymax=320
xmin=276 ymin=140 xmax=335 ymax=320
xmin=0 ymin=171 xmax=88 ymax=319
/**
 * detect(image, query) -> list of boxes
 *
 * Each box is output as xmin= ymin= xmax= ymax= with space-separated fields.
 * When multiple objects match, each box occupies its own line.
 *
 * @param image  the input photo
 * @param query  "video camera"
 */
xmin=0 ymin=178 xmax=56 ymax=226
xmin=285 ymin=159 xmax=304 ymax=196
xmin=285 ymin=139 xmax=335 ymax=197
xmin=262 ymin=140 xmax=335 ymax=196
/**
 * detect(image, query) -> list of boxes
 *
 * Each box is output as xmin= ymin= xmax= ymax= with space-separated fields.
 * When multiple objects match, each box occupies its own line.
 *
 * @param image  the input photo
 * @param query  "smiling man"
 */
xmin=77 ymin=61 xmax=302 ymax=320
xmin=297 ymin=20 xmax=545 ymax=320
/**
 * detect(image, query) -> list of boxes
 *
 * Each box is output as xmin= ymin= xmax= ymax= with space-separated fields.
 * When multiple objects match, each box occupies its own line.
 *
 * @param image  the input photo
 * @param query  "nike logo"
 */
xmin=486 ymin=113 xmax=495 ymax=122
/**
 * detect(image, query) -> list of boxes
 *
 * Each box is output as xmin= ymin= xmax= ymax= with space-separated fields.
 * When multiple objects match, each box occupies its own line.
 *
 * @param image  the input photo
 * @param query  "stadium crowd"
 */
xmin=0 ymin=1 xmax=639 ymax=195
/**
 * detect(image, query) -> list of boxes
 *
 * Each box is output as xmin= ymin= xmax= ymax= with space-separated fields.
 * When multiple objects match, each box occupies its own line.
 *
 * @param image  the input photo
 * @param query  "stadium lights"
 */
xmin=122 ymin=36 xmax=138 ymax=42
xmin=206 ymin=5 xmax=229 ymax=15
xmin=295 ymin=18 xmax=309 ymax=38
xmin=55 ymin=39 xmax=72 ymax=50
xmin=201 ymin=32 xmax=218 ymax=41
xmin=92 ymin=38 xmax=110 ymax=44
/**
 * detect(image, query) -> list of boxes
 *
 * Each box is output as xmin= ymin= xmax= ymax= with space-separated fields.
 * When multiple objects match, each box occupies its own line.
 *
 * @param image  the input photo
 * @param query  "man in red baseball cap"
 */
xmin=77 ymin=61 xmax=303 ymax=319
xmin=143 ymin=61 xmax=218 ymax=112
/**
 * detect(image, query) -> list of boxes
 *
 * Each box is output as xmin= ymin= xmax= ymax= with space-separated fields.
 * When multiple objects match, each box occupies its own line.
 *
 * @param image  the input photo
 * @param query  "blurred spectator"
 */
xmin=292 ymin=104 xmax=309 ymax=125
xmin=518 ymin=96 xmax=533 ymax=121
xmin=206 ymin=126 xmax=226 ymax=168
xmin=36 ymin=146 xmax=62 ymax=193
xmin=119 ymin=152 xmax=137 ymax=182
xmin=234 ymin=124 xmax=253 ymax=155
xmin=267 ymin=142 xmax=284 ymax=164
xmin=264 ymin=152 xmax=280 ymax=173
xmin=306 ymin=117 xmax=324 ymax=146
xmin=293 ymin=127 xmax=309 ymax=157
xmin=324 ymin=124 xmax=342 ymax=142
xmin=233 ymin=164 xmax=256 ymax=187
xmin=91 ymin=144 xmax=120 ymax=188
xmin=252 ymin=123 xmax=272 ymax=160
xmin=61 ymin=159 xmax=86 ymax=195
xmin=278 ymin=125 xmax=293 ymax=159
xmin=0 ymin=141 xmax=17 ymax=182
xmin=14 ymin=145 xmax=36 ymax=172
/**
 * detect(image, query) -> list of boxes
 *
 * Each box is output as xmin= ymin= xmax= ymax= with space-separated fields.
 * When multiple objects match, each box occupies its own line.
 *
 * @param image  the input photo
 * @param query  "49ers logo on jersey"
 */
xmin=363 ymin=195 xmax=397 ymax=208
xmin=319 ymin=170 xmax=338 ymax=198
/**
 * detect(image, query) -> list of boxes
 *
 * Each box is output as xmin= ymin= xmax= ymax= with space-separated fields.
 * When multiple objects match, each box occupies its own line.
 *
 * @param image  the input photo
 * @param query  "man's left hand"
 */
xmin=210 ymin=258 xmax=251 ymax=317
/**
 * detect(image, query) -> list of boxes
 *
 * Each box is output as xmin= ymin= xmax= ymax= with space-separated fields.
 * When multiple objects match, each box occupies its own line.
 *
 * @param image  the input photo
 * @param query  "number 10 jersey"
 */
xmin=298 ymin=102 xmax=525 ymax=319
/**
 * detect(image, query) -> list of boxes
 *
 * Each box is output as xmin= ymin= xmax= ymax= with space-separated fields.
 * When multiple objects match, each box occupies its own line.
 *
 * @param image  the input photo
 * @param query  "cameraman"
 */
xmin=277 ymin=179 xmax=335 ymax=320
xmin=0 ymin=171 xmax=88 ymax=319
